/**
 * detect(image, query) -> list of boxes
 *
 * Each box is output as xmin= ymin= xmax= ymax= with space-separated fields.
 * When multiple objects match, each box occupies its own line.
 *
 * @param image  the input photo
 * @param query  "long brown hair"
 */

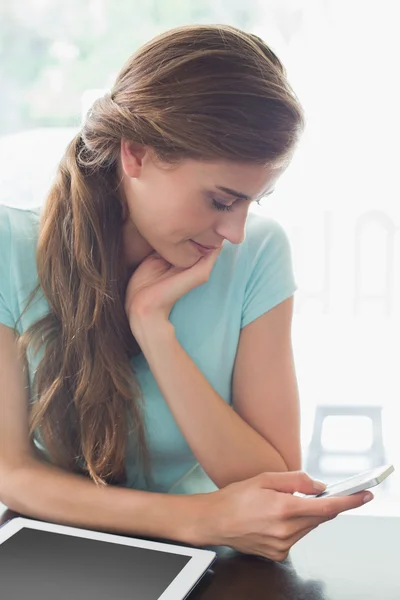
xmin=20 ymin=24 xmax=305 ymax=486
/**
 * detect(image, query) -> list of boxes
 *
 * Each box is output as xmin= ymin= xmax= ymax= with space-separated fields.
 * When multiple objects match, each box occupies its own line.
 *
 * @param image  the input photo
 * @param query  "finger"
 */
xmin=169 ymin=247 xmax=221 ymax=293
xmin=291 ymin=513 xmax=333 ymax=527
xmin=267 ymin=521 xmax=324 ymax=558
xmin=257 ymin=471 xmax=327 ymax=496
xmin=287 ymin=525 xmax=317 ymax=547
xmin=271 ymin=516 xmax=327 ymax=547
xmin=197 ymin=246 xmax=222 ymax=270
xmin=285 ymin=511 xmax=340 ymax=547
xmin=289 ymin=490 xmax=374 ymax=519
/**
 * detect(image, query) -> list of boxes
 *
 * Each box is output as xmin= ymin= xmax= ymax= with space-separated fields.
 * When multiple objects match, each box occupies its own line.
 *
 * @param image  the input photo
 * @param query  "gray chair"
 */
xmin=306 ymin=404 xmax=386 ymax=480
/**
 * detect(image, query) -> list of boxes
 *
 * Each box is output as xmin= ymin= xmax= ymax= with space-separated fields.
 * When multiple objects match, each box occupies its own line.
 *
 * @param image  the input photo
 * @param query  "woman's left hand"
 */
xmin=125 ymin=247 xmax=222 ymax=334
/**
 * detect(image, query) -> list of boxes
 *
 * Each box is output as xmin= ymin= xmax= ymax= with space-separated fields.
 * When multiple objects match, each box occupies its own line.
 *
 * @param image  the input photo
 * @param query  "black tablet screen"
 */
xmin=0 ymin=527 xmax=192 ymax=600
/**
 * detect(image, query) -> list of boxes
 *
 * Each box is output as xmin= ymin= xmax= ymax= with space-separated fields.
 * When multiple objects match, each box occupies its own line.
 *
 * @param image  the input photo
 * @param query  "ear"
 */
xmin=120 ymin=139 xmax=148 ymax=178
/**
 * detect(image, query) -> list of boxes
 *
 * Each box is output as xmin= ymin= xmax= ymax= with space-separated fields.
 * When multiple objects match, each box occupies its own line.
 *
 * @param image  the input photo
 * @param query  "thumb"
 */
xmin=256 ymin=471 xmax=327 ymax=495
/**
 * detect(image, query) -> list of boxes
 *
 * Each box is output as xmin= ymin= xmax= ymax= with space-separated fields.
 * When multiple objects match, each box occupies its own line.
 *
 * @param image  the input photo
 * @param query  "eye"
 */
xmin=211 ymin=198 xmax=234 ymax=212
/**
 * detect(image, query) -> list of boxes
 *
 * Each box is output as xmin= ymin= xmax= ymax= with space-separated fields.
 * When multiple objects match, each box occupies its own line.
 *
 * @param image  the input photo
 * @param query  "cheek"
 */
xmin=129 ymin=178 xmax=214 ymax=237
xmin=149 ymin=191 xmax=208 ymax=232
xmin=177 ymin=203 xmax=214 ymax=237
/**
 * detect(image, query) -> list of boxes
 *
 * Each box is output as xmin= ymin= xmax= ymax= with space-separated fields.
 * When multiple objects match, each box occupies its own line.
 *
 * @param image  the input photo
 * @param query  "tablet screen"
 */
xmin=0 ymin=527 xmax=192 ymax=600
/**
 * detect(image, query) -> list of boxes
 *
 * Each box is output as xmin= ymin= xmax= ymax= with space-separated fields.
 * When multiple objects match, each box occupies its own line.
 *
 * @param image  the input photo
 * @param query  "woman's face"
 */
xmin=119 ymin=141 xmax=285 ymax=271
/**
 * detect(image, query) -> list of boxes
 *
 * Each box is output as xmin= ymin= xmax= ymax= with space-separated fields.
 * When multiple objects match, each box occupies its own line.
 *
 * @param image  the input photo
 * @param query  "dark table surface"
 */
xmin=1 ymin=504 xmax=399 ymax=600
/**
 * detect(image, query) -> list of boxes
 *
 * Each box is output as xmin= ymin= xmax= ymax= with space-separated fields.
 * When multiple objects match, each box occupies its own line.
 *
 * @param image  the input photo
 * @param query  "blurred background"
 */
xmin=0 ymin=0 xmax=399 ymax=512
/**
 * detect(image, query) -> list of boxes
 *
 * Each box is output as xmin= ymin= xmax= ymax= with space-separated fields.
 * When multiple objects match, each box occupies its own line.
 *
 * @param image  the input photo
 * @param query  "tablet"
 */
xmin=0 ymin=517 xmax=216 ymax=600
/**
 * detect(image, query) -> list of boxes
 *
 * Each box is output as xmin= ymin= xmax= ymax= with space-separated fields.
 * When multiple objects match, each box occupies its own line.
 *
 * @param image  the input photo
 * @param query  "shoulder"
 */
xmin=0 ymin=204 xmax=44 ymax=331
xmin=0 ymin=203 xmax=41 ymax=258
xmin=0 ymin=204 xmax=11 ymax=245
xmin=243 ymin=211 xmax=291 ymax=257
xmin=236 ymin=214 xmax=295 ymax=328
xmin=228 ymin=212 xmax=293 ymax=279
xmin=0 ymin=203 xmax=41 ymax=238
xmin=215 ymin=212 xmax=292 ymax=280
xmin=0 ymin=203 xmax=41 ymax=283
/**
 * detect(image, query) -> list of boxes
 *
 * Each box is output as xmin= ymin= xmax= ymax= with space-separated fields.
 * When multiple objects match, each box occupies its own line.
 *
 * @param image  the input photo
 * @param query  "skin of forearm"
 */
xmin=1 ymin=457 xmax=205 ymax=545
xmin=134 ymin=319 xmax=293 ymax=489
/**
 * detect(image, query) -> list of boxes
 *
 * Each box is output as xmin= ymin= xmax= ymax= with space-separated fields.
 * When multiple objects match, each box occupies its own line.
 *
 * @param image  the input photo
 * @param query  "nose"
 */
xmin=215 ymin=208 xmax=248 ymax=245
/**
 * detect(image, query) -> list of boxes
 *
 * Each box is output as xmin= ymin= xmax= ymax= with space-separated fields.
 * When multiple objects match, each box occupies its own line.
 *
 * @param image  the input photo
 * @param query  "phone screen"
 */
xmin=315 ymin=465 xmax=394 ymax=498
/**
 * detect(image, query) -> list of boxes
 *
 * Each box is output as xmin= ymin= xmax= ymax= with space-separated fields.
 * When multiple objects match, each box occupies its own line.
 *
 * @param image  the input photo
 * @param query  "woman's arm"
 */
xmin=232 ymin=296 xmax=301 ymax=472
xmin=133 ymin=300 xmax=298 ymax=490
xmin=0 ymin=324 xmax=201 ymax=544
xmin=2 ymin=457 xmax=201 ymax=543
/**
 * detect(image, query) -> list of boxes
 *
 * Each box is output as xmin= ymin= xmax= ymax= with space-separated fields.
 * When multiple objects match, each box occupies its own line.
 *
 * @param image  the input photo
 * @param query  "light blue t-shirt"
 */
xmin=0 ymin=203 xmax=296 ymax=494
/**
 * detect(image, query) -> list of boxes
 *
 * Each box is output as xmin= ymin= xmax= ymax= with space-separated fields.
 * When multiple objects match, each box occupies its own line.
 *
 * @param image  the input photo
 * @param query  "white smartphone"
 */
xmin=311 ymin=464 xmax=395 ymax=498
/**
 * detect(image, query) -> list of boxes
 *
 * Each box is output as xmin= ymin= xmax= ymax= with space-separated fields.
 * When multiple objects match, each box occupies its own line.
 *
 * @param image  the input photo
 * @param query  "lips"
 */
xmin=193 ymin=241 xmax=220 ymax=250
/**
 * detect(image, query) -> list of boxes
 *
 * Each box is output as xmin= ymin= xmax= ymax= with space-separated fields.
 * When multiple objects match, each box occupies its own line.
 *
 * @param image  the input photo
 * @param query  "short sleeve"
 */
xmin=0 ymin=205 xmax=16 ymax=328
xmin=241 ymin=218 xmax=296 ymax=328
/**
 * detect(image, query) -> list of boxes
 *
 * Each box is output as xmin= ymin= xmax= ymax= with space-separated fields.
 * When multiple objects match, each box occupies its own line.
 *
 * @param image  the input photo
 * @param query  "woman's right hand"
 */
xmin=196 ymin=471 xmax=373 ymax=562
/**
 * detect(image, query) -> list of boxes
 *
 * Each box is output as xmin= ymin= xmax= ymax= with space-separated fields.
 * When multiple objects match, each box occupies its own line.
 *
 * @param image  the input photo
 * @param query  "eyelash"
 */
xmin=211 ymin=198 xmax=263 ymax=212
xmin=211 ymin=199 xmax=234 ymax=212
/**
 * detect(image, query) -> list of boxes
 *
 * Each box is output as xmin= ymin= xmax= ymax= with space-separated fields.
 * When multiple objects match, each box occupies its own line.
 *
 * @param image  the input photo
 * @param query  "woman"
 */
xmin=0 ymin=24 xmax=372 ymax=562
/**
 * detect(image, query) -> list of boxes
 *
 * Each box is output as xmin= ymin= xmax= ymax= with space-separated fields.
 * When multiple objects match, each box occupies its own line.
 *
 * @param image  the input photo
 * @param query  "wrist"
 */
xmin=158 ymin=492 xmax=217 ymax=547
xmin=182 ymin=492 xmax=223 ymax=547
xmin=154 ymin=492 xmax=209 ymax=547
xmin=130 ymin=315 xmax=175 ymax=348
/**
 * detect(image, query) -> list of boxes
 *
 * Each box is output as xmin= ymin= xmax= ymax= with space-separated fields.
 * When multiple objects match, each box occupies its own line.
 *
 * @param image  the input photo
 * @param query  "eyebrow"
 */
xmin=216 ymin=185 xmax=275 ymax=201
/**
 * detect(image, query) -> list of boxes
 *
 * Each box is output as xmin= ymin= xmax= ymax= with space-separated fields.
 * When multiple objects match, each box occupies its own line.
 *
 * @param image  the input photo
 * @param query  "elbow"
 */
xmin=272 ymin=451 xmax=302 ymax=473
xmin=0 ymin=463 xmax=17 ymax=508
xmin=284 ymin=450 xmax=303 ymax=473
xmin=287 ymin=460 xmax=302 ymax=472
xmin=263 ymin=438 xmax=302 ymax=474
xmin=0 ymin=457 xmax=36 ymax=510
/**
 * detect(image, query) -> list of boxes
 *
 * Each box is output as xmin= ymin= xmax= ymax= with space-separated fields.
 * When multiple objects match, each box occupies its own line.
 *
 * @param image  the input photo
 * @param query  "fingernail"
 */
xmin=363 ymin=493 xmax=373 ymax=504
xmin=313 ymin=481 xmax=327 ymax=492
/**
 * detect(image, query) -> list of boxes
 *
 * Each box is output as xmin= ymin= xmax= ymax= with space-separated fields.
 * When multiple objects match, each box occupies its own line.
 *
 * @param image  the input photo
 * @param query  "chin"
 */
xmin=161 ymin=242 xmax=202 ymax=268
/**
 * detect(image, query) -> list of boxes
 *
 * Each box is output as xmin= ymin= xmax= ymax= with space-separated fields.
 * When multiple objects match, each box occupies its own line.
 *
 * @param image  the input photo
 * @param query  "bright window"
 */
xmin=1 ymin=0 xmax=398 ymax=512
